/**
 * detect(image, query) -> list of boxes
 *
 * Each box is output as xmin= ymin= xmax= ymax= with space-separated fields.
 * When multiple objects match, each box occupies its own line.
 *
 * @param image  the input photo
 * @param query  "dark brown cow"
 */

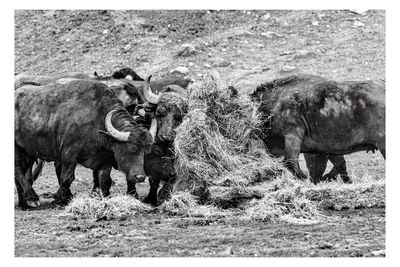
xmin=15 ymin=80 xmax=156 ymax=208
xmin=96 ymin=77 xmax=187 ymax=205
xmin=251 ymin=74 xmax=385 ymax=181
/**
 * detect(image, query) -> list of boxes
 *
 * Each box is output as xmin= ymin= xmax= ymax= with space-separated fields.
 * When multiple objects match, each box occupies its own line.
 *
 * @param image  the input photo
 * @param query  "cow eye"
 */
xmin=157 ymin=106 xmax=167 ymax=116
xmin=174 ymin=112 xmax=182 ymax=121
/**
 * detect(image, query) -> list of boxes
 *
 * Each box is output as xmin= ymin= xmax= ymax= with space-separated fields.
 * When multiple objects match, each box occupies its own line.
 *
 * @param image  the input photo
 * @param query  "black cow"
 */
xmin=130 ymin=110 xmax=176 ymax=206
xmin=97 ymin=77 xmax=188 ymax=205
xmin=15 ymin=79 xmax=157 ymax=208
xmin=251 ymin=74 xmax=385 ymax=182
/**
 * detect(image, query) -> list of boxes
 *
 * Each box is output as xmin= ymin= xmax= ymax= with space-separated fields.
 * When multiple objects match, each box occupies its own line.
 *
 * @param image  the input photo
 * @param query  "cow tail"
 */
xmin=32 ymin=160 xmax=45 ymax=182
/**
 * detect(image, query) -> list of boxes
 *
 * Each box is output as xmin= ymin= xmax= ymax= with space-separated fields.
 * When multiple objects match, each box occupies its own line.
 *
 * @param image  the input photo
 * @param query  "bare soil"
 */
xmin=14 ymin=10 xmax=385 ymax=257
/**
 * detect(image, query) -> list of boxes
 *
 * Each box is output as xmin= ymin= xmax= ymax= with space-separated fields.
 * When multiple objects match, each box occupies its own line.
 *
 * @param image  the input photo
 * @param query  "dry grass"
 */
xmin=174 ymin=72 xmax=290 ymax=193
xmin=303 ymin=179 xmax=385 ymax=210
xmin=159 ymin=191 xmax=233 ymax=218
xmin=62 ymin=192 xmax=153 ymax=220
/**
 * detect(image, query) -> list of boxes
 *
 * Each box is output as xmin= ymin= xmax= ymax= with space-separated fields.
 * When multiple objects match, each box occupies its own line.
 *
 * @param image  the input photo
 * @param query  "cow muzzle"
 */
xmin=135 ymin=175 xmax=147 ymax=183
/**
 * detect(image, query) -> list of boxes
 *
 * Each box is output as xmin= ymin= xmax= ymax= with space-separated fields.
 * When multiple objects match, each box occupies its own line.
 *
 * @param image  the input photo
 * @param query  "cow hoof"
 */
xmin=52 ymin=195 xmax=72 ymax=206
xmin=343 ymin=178 xmax=352 ymax=184
xmin=143 ymin=197 xmax=158 ymax=206
xmin=135 ymin=175 xmax=146 ymax=183
xmin=52 ymin=198 xmax=69 ymax=206
xmin=27 ymin=200 xmax=41 ymax=208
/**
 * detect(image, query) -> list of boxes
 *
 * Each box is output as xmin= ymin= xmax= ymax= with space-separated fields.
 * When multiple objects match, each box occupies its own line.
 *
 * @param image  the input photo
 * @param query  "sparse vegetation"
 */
xmin=15 ymin=10 xmax=385 ymax=257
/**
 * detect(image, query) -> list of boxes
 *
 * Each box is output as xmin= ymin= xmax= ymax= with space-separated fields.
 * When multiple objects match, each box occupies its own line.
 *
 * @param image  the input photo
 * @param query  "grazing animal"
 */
xmin=14 ymin=79 xmax=157 ymax=208
xmin=15 ymin=68 xmax=146 ymax=195
xmin=129 ymin=112 xmax=176 ymax=206
xmin=140 ymin=77 xmax=188 ymax=204
xmin=97 ymin=77 xmax=188 ymax=205
xmin=250 ymin=74 xmax=385 ymax=182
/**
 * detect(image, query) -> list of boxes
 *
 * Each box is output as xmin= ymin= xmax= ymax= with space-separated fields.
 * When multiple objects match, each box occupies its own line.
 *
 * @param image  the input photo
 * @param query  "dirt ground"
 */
xmin=14 ymin=10 xmax=385 ymax=257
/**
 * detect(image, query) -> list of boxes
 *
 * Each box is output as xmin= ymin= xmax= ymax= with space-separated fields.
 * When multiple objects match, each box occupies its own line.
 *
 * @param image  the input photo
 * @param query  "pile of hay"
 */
xmin=62 ymin=192 xmax=153 ymax=220
xmin=173 ymin=73 xmax=290 ymax=194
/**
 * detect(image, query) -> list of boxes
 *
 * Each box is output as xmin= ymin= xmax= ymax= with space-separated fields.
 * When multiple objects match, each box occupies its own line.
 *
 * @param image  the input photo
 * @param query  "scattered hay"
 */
xmin=160 ymin=191 xmax=233 ymax=218
xmin=303 ymin=180 xmax=385 ymax=210
xmin=62 ymin=192 xmax=153 ymax=220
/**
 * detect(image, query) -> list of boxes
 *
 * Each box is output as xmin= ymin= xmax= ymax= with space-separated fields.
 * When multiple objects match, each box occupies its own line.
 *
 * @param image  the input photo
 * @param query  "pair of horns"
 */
xmin=105 ymin=110 xmax=157 ymax=142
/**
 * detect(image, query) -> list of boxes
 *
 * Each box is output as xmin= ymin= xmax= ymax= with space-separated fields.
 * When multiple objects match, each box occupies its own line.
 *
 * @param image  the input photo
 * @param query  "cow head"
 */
xmin=103 ymin=109 xmax=157 ymax=182
xmin=142 ymin=75 xmax=187 ymax=143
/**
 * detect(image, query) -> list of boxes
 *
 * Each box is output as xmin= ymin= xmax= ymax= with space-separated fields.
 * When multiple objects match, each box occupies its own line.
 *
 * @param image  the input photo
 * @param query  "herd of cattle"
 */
xmin=14 ymin=67 xmax=385 ymax=209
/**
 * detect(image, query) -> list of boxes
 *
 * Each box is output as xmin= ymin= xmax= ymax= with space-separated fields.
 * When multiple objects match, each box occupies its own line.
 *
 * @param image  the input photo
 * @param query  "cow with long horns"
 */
xmin=15 ymin=79 xmax=157 ymax=208
xmin=97 ymin=76 xmax=188 ymax=205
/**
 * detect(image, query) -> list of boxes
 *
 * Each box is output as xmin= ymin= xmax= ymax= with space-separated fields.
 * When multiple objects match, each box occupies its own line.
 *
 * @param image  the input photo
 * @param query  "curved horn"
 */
xmin=149 ymin=118 xmax=158 ymax=141
xmin=143 ymin=75 xmax=161 ymax=104
xmin=105 ymin=110 xmax=130 ymax=142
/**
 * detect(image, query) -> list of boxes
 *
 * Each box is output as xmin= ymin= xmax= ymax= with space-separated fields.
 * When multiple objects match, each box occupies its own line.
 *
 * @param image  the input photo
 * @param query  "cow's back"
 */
xmin=15 ymin=80 xmax=120 ymax=160
xmin=257 ymin=75 xmax=385 ymax=154
xmin=14 ymin=72 xmax=93 ymax=89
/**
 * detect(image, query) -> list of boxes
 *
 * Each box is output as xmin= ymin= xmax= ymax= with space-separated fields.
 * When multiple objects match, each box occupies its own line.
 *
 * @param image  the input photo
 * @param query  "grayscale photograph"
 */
xmin=14 ymin=9 xmax=385 ymax=257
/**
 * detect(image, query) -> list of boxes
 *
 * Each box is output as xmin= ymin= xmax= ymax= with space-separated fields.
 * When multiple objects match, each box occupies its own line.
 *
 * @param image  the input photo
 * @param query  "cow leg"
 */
xmin=158 ymin=176 xmax=176 ymax=203
xmin=53 ymin=162 xmax=77 ymax=205
xmin=97 ymin=166 xmax=113 ymax=197
xmin=144 ymin=176 xmax=160 ymax=206
xmin=322 ymin=166 xmax=339 ymax=182
xmin=92 ymin=169 xmax=100 ymax=192
xmin=126 ymin=172 xmax=138 ymax=198
xmin=14 ymin=178 xmax=26 ymax=208
xmin=284 ymin=134 xmax=307 ymax=180
xmin=54 ymin=161 xmax=62 ymax=185
xmin=14 ymin=145 xmax=39 ymax=208
xmin=312 ymin=154 xmax=329 ymax=184
xmin=304 ymin=153 xmax=329 ymax=184
xmin=324 ymin=155 xmax=351 ymax=183
xmin=303 ymin=153 xmax=316 ymax=178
